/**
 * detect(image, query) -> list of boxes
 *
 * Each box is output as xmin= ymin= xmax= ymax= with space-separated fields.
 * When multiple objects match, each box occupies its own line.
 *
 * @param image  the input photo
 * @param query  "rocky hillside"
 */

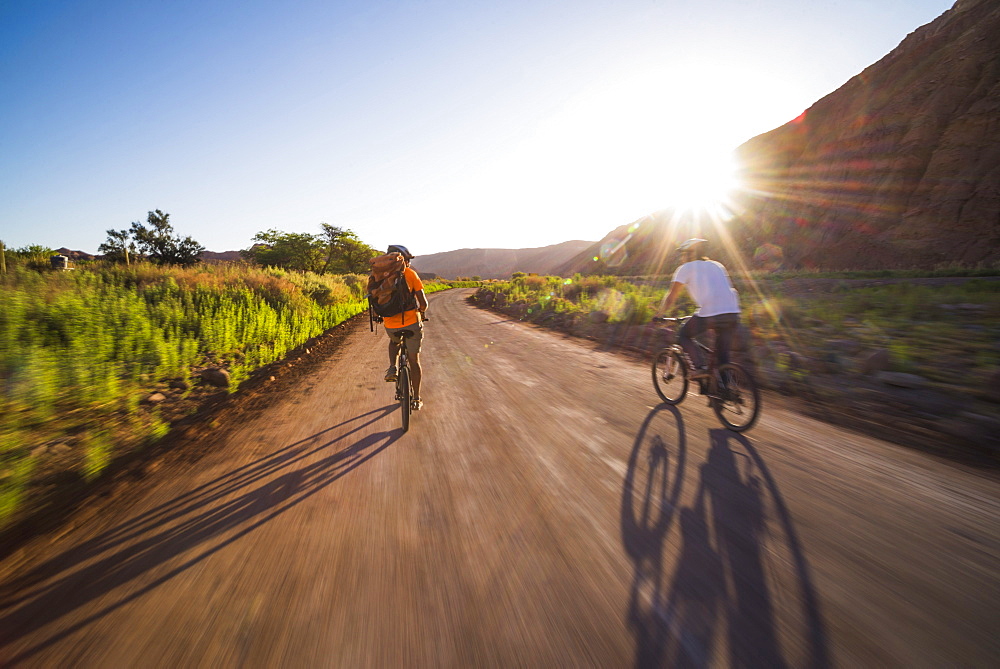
xmin=414 ymin=240 xmax=594 ymax=279
xmin=558 ymin=0 xmax=1000 ymax=276
xmin=732 ymin=0 xmax=1000 ymax=270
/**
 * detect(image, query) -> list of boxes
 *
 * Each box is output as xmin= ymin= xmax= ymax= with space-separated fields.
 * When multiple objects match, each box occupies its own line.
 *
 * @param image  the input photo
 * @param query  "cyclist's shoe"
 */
xmin=689 ymin=366 xmax=710 ymax=380
xmin=384 ymin=366 xmax=397 ymax=382
xmin=411 ymin=398 xmax=423 ymax=411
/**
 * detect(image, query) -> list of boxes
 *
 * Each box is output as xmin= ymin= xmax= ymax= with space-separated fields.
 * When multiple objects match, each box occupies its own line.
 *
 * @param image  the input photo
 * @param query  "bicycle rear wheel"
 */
xmin=652 ymin=349 xmax=689 ymax=405
xmin=712 ymin=363 xmax=760 ymax=432
xmin=398 ymin=364 xmax=411 ymax=432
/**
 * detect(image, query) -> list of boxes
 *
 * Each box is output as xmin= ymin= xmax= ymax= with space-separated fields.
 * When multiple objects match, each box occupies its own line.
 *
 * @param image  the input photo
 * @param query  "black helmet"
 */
xmin=387 ymin=244 xmax=414 ymax=260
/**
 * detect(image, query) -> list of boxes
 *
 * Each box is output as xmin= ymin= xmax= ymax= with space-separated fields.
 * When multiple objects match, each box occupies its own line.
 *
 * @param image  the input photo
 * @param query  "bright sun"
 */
xmin=658 ymin=147 xmax=742 ymax=218
xmin=507 ymin=63 xmax=750 ymax=225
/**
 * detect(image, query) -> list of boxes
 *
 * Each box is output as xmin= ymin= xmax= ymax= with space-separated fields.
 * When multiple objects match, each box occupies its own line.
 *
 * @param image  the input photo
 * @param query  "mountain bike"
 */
xmin=651 ymin=316 xmax=761 ymax=432
xmin=393 ymin=329 xmax=417 ymax=432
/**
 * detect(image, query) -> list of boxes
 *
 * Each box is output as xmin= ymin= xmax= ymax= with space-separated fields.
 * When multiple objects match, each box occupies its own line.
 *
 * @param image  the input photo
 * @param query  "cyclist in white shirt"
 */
xmin=655 ymin=238 xmax=741 ymax=379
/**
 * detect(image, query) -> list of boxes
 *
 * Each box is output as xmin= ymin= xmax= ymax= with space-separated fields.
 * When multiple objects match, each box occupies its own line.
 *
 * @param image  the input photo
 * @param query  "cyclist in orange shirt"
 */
xmin=381 ymin=245 xmax=428 ymax=409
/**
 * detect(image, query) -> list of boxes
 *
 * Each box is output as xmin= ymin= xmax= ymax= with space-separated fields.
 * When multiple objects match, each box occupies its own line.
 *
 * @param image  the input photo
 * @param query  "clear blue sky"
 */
xmin=1 ymin=0 xmax=955 ymax=255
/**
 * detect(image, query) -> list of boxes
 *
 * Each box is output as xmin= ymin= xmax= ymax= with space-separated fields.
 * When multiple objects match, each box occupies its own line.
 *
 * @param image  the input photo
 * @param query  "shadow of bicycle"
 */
xmin=621 ymin=408 xmax=829 ymax=668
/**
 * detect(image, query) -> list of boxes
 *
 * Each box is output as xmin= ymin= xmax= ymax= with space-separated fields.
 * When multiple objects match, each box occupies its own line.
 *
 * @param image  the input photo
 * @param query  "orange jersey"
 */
xmin=382 ymin=267 xmax=424 ymax=328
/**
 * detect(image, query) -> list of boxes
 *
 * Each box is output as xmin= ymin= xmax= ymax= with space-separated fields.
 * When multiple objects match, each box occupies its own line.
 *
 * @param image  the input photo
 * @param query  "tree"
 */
xmin=338 ymin=233 xmax=379 ymax=274
xmin=241 ymin=229 xmax=325 ymax=272
xmin=98 ymin=228 xmax=136 ymax=265
xmin=318 ymin=223 xmax=347 ymax=274
xmin=243 ymin=225 xmax=378 ymax=274
xmin=129 ymin=210 xmax=204 ymax=266
xmin=319 ymin=223 xmax=378 ymax=274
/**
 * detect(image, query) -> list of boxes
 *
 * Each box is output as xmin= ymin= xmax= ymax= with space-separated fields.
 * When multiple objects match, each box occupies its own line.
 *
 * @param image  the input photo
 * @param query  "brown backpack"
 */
xmin=367 ymin=252 xmax=416 ymax=318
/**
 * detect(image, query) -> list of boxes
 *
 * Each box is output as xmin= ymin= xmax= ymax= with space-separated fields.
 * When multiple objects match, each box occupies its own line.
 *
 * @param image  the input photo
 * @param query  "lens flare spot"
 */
xmin=753 ymin=243 xmax=784 ymax=270
xmin=599 ymin=236 xmax=630 ymax=268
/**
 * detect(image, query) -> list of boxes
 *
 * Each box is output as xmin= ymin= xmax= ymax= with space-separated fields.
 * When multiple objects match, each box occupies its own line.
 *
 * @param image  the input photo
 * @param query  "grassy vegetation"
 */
xmin=0 ymin=259 xmax=472 ymax=527
xmin=479 ymin=273 xmax=671 ymax=325
xmin=743 ymin=279 xmax=1000 ymax=385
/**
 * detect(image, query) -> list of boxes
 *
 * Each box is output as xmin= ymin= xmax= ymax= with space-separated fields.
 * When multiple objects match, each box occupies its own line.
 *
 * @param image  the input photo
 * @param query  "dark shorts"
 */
xmin=385 ymin=322 xmax=423 ymax=354
xmin=680 ymin=313 xmax=739 ymax=367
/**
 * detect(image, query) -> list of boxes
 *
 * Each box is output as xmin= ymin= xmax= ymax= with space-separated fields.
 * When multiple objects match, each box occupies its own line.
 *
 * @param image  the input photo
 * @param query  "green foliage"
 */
xmin=243 ymin=229 xmax=326 ymax=272
xmin=479 ymin=274 xmax=666 ymax=324
xmin=0 ymin=260 xmax=369 ymax=525
xmin=0 ymin=430 xmax=33 ymax=521
xmin=425 ymin=279 xmax=482 ymax=290
xmin=98 ymin=228 xmax=137 ymax=265
xmin=319 ymin=224 xmax=379 ymax=274
xmin=1 ymin=244 xmax=57 ymax=271
xmin=82 ymin=430 xmax=114 ymax=482
xmin=128 ymin=210 xmax=204 ymax=266
xmin=243 ymin=225 xmax=379 ymax=275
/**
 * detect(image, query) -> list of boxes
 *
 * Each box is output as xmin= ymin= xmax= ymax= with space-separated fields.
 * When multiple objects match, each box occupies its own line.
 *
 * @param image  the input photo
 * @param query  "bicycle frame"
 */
xmin=662 ymin=316 xmax=719 ymax=388
xmin=667 ymin=340 xmax=723 ymax=399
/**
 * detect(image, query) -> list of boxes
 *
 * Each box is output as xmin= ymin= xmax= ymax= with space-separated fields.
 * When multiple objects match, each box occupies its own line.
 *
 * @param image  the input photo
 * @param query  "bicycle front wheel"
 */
xmin=652 ymin=349 xmax=689 ymax=405
xmin=712 ymin=363 xmax=761 ymax=432
xmin=398 ymin=365 xmax=411 ymax=432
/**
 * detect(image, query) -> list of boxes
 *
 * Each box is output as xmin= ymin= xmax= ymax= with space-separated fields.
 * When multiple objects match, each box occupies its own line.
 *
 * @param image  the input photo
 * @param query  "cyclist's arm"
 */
xmin=405 ymin=267 xmax=428 ymax=315
xmin=656 ymin=282 xmax=685 ymax=316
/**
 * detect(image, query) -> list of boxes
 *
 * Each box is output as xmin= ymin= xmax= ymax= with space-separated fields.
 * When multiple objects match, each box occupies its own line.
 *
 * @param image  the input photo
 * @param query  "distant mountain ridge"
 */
xmin=413 ymin=240 xmax=595 ymax=279
xmin=199 ymin=250 xmax=243 ymax=264
xmin=559 ymin=0 xmax=1000 ymax=275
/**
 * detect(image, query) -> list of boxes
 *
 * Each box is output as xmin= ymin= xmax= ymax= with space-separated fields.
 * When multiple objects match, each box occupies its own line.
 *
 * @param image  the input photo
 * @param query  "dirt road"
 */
xmin=1 ymin=288 xmax=997 ymax=667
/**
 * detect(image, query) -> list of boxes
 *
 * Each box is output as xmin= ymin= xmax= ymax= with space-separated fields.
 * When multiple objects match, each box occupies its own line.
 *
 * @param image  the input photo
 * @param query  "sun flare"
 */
xmin=658 ymin=147 xmax=742 ymax=218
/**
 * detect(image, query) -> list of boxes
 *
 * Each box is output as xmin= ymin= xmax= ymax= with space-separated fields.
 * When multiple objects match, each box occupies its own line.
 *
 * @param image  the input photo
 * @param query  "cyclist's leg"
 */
xmin=385 ymin=330 xmax=402 ymax=379
xmin=679 ymin=315 xmax=708 ymax=369
xmin=406 ymin=325 xmax=424 ymax=399
xmin=387 ymin=334 xmax=400 ymax=366
xmin=709 ymin=313 xmax=739 ymax=367
xmin=410 ymin=351 xmax=422 ymax=398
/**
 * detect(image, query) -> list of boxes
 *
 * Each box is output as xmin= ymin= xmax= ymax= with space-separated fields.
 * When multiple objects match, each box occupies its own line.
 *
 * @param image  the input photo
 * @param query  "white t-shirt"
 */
xmin=672 ymin=260 xmax=740 ymax=317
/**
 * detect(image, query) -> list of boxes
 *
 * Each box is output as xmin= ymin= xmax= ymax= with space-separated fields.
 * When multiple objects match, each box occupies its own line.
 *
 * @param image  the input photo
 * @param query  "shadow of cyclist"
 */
xmin=695 ymin=429 xmax=784 ymax=667
xmin=0 ymin=405 xmax=399 ymax=664
xmin=703 ymin=429 xmax=830 ymax=669
xmin=621 ymin=416 xmax=830 ymax=668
